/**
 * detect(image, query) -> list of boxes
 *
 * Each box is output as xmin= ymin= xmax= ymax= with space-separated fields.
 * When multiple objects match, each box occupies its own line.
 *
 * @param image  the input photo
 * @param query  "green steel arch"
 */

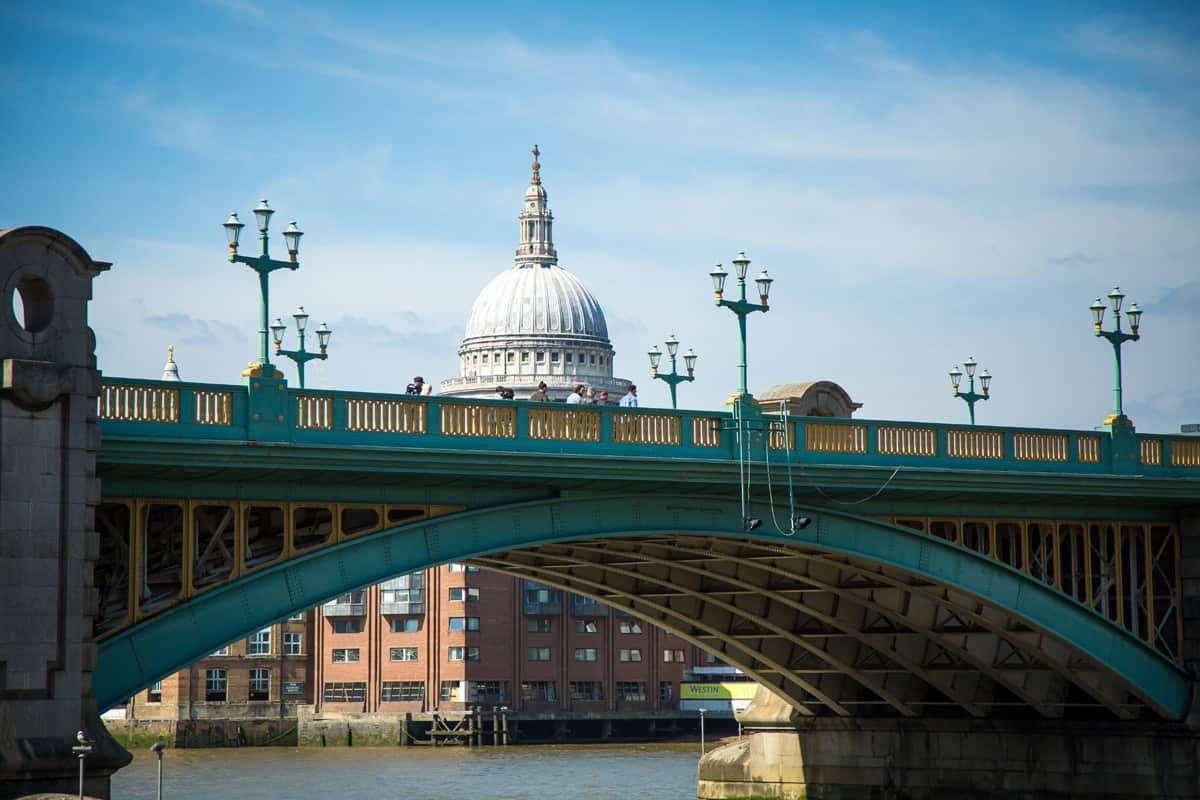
xmin=93 ymin=494 xmax=1191 ymax=719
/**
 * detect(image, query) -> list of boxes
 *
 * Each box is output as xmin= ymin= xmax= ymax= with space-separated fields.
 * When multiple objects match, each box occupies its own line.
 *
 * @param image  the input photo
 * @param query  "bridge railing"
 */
xmin=96 ymin=377 xmax=1200 ymax=475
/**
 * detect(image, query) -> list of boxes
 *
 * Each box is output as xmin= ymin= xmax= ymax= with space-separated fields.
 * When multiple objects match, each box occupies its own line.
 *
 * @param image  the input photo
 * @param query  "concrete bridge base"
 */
xmin=697 ymin=687 xmax=1200 ymax=799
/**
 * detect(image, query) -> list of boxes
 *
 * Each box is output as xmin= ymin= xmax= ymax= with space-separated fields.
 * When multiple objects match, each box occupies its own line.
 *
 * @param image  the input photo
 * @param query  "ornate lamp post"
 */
xmin=223 ymin=200 xmax=304 ymax=377
xmin=1090 ymin=287 xmax=1142 ymax=428
xmin=948 ymin=357 xmax=992 ymax=425
xmin=270 ymin=306 xmax=332 ymax=389
xmin=709 ymin=252 xmax=774 ymax=533
xmin=648 ymin=335 xmax=697 ymax=409
xmin=709 ymin=252 xmax=772 ymax=400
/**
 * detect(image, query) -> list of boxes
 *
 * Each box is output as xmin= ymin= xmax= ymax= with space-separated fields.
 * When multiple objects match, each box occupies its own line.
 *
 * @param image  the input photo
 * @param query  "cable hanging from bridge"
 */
xmin=760 ymin=401 xmax=905 ymax=536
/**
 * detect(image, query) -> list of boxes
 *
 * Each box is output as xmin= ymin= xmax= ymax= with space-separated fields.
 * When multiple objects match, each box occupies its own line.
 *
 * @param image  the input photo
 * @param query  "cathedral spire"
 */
xmin=516 ymin=145 xmax=556 ymax=267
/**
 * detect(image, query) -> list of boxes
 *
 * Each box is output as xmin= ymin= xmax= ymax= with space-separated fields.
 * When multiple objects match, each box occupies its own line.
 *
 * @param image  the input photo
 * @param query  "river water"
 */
xmin=110 ymin=743 xmax=704 ymax=799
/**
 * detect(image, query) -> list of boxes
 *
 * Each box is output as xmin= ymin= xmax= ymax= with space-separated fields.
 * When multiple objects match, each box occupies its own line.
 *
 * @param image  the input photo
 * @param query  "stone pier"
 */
xmin=699 ymin=687 xmax=1200 ymax=800
xmin=0 ymin=227 xmax=129 ymax=799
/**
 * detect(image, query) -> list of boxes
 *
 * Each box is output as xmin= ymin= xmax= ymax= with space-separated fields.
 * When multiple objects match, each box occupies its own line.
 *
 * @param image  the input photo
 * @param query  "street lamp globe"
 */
xmin=980 ymin=369 xmax=992 ymax=395
xmin=1126 ymin=303 xmax=1142 ymax=333
xmin=683 ymin=348 xmax=697 ymax=376
xmin=1107 ymin=286 xmax=1125 ymax=313
xmin=665 ymin=335 xmax=679 ymax=357
xmin=293 ymin=306 xmax=309 ymax=333
xmin=1090 ymin=298 xmax=1106 ymax=330
xmin=316 ymin=322 xmax=332 ymax=353
xmin=283 ymin=221 xmax=303 ymax=261
xmin=964 ymin=356 xmax=977 ymax=378
xmin=253 ymin=199 xmax=274 ymax=232
xmin=948 ymin=366 xmax=963 ymax=391
xmin=270 ymin=317 xmax=286 ymax=348
xmin=709 ymin=264 xmax=728 ymax=299
xmin=647 ymin=345 xmax=662 ymax=371
xmin=731 ymin=251 xmax=751 ymax=280
xmin=223 ymin=212 xmax=244 ymax=256
xmin=755 ymin=269 xmax=773 ymax=304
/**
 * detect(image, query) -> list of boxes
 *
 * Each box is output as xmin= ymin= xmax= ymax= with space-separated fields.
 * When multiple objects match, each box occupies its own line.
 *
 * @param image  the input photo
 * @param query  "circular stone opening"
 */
xmin=12 ymin=275 xmax=54 ymax=333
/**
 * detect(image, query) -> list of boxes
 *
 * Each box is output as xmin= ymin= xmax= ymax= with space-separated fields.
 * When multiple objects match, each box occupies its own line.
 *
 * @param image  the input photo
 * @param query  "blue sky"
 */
xmin=3 ymin=1 xmax=1198 ymax=432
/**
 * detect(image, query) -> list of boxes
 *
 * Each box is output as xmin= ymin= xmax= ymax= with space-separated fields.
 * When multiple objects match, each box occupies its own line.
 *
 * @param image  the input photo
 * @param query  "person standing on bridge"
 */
xmin=529 ymin=380 xmax=549 ymax=402
xmin=584 ymin=387 xmax=598 ymax=404
xmin=406 ymin=376 xmax=425 ymax=395
xmin=566 ymin=384 xmax=585 ymax=404
xmin=619 ymin=384 xmax=638 ymax=407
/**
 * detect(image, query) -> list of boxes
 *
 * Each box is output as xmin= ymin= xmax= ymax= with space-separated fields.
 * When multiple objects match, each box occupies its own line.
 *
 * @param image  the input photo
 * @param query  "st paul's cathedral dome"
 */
xmin=439 ymin=147 xmax=630 ymax=401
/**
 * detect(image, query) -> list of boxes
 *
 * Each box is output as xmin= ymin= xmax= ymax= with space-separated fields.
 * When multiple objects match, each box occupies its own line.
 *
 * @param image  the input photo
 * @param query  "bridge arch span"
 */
xmin=94 ymin=495 xmax=1190 ymax=720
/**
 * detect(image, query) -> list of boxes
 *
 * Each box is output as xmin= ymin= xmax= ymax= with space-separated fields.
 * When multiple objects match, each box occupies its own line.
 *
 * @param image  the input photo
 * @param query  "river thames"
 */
xmin=110 ymin=743 xmax=704 ymax=798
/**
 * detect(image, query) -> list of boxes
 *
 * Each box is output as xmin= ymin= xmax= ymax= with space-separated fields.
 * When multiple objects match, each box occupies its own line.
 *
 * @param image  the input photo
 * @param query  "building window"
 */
xmin=205 ymin=669 xmax=227 ymax=702
xmin=565 ymin=352 xmax=573 ymax=363
xmin=288 ymin=613 xmax=304 ymax=621
xmin=468 ymin=681 xmax=506 ymax=703
xmin=382 ymin=681 xmax=425 ymax=702
xmin=617 ymin=681 xmax=647 ymax=702
xmin=574 ymin=648 xmax=598 ymax=662
xmin=448 ymin=587 xmax=480 ymax=602
xmin=448 ymin=563 xmax=479 ymax=573
xmin=211 ymin=646 xmax=229 ymax=656
xmin=330 ymin=618 xmax=363 ymax=634
xmin=482 ymin=353 xmax=489 ymax=363
xmin=569 ymin=681 xmax=604 ymax=701
xmin=380 ymin=572 xmax=424 ymax=614
xmin=536 ymin=351 xmax=545 ymax=362
xmin=551 ymin=351 xmax=559 ymax=363
xmin=575 ymin=620 xmax=598 ymax=634
xmin=522 ymin=352 xmax=530 ymax=363
xmin=507 ymin=352 xmax=515 ymax=363
xmin=390 ymin=647 xmax=419 ymax=662
xmin=619 ymin=649 xmax=643 ymax=662
xmin=248 ymin=628 xmax=271 ymax=657
xmin=448 ymin=617 xmax=480 ymax=632
xmin=527 ymin=618 xmax=552 ymax=633
xmin=147 ymin=681 xmax=162 ymax=704
xmin=332 ymin=648 xmax=360 ymax=663
xmin=527 ymin=647 xmax=551 ymax=662
xmin=327 ymin=591 xmax=365 ymax=607
xmin=703 ymin=651 xmax=720 ymax=664
xmin=618 ymin=621 xmax=643 ymax=634
xmin=660 ymin=681 xmax=674 ymax=702
xmin=323 ymin=682 xmax=366 ymax=703
xmin=440 ymin=681 xmax=461 ymax=702
xmin=448 ymin=646 xmax=480 ymax=662
xmin=521 ymin=681 xmax=557 ymax=702
xmin=284 ymin=632 xmax=302 ymax=655
xmin=590 ymin=354 xmax=596 ymax=364
xmin=249 ymin=668 xmax=270 ymax=701
xmin=524 ymin=586 xmax=557 ymax=604
xmin=663 ymin=649 xmax=685 ymax=663
xmin=389 ymin=617 xmax=421 ymax=633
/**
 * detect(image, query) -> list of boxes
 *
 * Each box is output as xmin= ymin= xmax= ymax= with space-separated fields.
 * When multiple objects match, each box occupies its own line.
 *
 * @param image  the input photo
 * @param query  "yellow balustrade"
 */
xmin=692 ymin=417 xmax=722 ymax=448
xmin=1140 ymin=438 xmax=1163 ymax=467
xmin=296 ymin=395 xmax=333 ymax=430
xmin=768 ymin=422 xmax=794 ymax=451
xmin=97 ymin=383 xmax=179 ymax=423
xmin=194 ymin=390 xmax=232 ymax=426
xmin=877 ymin=426 xmax=936 ymax=456
xmin=613 ymin=412 xmax=681 ymax=445
xmin=1170 ymin=438 xmax=1200 ymax=467
xmin=1013 ymin=432 xmax=1068 ymax=462
xmin=529 ymin=408 xmax=600 ymax=442
xmin=346 ymin=398 xmax=426 ymax=434
xmin=1077 ymin=435 xmax=1101 ymax=464
xmin=805 ymin=422 xmax=867 ymax=454
xmin=946 ymin=429 xmax=1003 ymax=459
xmin=441 ymin=404 xmax=516 ymax=438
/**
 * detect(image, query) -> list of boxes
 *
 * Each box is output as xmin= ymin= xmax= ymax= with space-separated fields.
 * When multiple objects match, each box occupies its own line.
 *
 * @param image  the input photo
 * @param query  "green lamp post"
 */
xmin=709 ymin=251 xmax=772 ymax=400
xmin=223 ymin=200 xmax=304 ymax=377
xmin=1090 ymin=286 xmax=1143 ymax=429
xmin=648 ymin=335 xmax=697 ymax=409
xmin=948 ymin=357 xmax=992 ymax=425
xmin=270 ymin=306 xmax=332 ymax=389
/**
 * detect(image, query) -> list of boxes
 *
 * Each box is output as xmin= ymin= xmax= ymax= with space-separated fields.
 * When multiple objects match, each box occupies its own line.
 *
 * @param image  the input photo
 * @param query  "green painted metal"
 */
xmin=228 ymin=209 xmax=300 ymax=372
xmin=1096 ymin=318 xmax=1139 ymax=426
xmin=714 ymin=253 xmax=769 ymax=399
xmin=92 ymin=494 xmax=1191 ymax=718
xmin=275 ymin=338 xmax=327 ymax=389
xmin=96 ymin=376 xmax=1200 ymax=480
xmin=649 ymin=344 xmax=695 ymax=410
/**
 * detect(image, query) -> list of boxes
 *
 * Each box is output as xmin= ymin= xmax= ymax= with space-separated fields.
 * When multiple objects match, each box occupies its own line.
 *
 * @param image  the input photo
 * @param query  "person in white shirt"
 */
xmin=619 ymin=385 xmax=638 ymax=407
xmin=566 ymin=384 xmax=585 ymax=404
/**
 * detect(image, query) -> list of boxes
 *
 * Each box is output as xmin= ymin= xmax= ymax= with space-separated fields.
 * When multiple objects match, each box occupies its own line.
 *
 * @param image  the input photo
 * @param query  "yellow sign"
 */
xmin=680 ymin=682 xmax=759 ymax=701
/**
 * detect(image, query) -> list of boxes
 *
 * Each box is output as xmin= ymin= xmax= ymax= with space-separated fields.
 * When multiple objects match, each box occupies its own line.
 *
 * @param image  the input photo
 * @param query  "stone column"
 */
xmin=0 ymin=226 xmax=131 ymax=798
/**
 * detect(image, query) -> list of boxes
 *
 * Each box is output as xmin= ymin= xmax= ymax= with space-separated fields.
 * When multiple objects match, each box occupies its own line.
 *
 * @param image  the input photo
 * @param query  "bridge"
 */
xmin=3 ymin=225 xmax=1199 ymax=798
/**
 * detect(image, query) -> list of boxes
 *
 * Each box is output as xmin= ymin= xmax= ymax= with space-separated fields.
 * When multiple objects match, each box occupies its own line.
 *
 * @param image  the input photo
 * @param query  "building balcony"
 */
xmin=380 ymin=602 xmax=424 ymax=616
xmin=322 ymin=602 xmax=365 ymax=617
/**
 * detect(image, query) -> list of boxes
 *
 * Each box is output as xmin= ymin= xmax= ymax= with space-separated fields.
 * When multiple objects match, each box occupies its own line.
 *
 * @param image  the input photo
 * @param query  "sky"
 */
xmin=2 ymin=1 xmax=1198 ymax=433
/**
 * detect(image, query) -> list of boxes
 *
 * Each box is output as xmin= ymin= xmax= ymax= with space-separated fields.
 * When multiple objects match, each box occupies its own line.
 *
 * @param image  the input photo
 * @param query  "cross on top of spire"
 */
xmin=531 ymin=144 xmax=541 ymax=186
